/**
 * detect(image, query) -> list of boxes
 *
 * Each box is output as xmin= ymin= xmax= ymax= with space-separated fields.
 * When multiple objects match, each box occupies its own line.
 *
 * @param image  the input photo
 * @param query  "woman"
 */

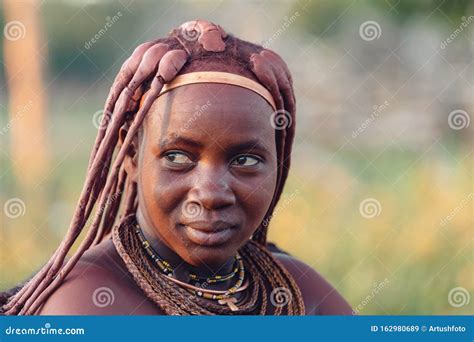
xmin=1 ymin=20 xmax=352 ymax=315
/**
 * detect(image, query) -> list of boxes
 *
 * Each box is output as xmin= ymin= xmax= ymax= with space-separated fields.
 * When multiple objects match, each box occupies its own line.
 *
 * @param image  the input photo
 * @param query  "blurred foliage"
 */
xmin=269 ymin=144 xmax=472 ymax=314
xmin=1 ymin=0 xmax=472 ymax=80
xmin=39 ymin=1 xmax=150 ymax=80
xmin=296 ymin=0 xmax=473 ymax=37
xmin=369 ymin=0 xmax=473 ymax=23
xmin=0 ymin=1 xmax=150 ymax=81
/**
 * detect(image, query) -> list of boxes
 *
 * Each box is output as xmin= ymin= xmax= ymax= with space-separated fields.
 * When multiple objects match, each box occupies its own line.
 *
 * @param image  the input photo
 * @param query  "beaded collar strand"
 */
xmin=134 ymin=221 xmax=247 ymax=310
xmin=112 ymin=214 xmax=306 ymax=315
xmin=134 ymin=222 xmax=240 ymax=284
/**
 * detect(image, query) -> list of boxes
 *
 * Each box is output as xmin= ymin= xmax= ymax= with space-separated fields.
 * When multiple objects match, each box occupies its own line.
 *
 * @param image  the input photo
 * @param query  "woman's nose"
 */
xmin=188 ymin=165 xmax=236 ymax=210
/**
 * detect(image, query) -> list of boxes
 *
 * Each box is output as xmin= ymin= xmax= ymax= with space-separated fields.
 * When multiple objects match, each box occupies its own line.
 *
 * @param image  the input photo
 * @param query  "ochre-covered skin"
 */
xmin=1 ymin=20 xmax=353 ymax=316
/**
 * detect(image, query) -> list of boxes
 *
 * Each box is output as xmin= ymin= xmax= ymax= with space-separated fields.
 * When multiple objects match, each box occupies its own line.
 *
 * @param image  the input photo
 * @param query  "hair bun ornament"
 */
xmin=178 ymin=20 xmax=227 ymax=52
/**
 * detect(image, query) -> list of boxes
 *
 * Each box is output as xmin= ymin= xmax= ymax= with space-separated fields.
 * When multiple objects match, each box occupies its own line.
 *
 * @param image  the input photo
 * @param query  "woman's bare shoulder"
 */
xmin=272 ymin=251 xmax=353 ymax=315
xmin=37 ymin=239 xmax=163 ymax=315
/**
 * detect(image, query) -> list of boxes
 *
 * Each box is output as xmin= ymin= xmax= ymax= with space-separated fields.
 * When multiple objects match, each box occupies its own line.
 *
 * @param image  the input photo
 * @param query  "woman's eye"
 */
xmin=232 ymin=155 xmax=260 ymax=167
xmin=164 ymin=152 xmax=193 ymax=165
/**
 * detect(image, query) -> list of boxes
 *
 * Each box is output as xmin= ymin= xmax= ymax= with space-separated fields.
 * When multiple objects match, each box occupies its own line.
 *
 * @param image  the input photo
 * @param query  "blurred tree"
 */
xmin=2 ymin=0 xmax=49 ymax=251
xmin=3 ymin=0 xmax=49 ymax=187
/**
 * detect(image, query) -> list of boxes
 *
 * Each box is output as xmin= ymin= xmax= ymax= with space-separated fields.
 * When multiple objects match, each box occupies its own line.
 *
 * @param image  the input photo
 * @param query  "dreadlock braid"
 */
xmin=2 ymin=19 xmax=299 ymax=315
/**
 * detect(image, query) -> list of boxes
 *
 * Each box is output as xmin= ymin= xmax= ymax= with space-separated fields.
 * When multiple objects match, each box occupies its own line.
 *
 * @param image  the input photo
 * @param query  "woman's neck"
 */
xmin=135 ymin=210 xmax=237 ymax=289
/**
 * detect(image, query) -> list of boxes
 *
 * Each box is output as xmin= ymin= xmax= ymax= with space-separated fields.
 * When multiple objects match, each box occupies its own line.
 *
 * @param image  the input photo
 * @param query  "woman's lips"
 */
xmin=183 ymin=224 xmax=235 ymax=246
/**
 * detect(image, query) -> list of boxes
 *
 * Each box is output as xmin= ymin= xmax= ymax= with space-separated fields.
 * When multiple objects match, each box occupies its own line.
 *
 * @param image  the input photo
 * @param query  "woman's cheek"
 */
xmin=140 ymin=155 xmax=176 ymax=213
xmin=237 ymin=174 xmax=276 ymax=225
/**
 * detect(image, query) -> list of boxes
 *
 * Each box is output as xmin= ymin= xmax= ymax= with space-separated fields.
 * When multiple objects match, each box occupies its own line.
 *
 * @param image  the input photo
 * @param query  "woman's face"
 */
xmin=129 ymin=83 xmax=278 ymax=268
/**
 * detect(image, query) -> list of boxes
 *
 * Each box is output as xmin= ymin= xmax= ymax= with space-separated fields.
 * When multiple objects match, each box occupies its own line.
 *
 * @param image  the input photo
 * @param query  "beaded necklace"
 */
xmin=134 ymin=222 xmax=240 ymax=284
xmin=112 ymin=215 xmax=306 ymax=315
xmin=134 ymin=221 xmax=247 ymax=310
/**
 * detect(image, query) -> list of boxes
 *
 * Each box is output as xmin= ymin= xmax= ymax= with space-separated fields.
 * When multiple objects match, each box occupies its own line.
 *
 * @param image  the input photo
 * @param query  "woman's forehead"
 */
xmin=143 ymin=83 xmax=276 ymax=148
xmin=150 ymin=83 xmax=273 ymax=113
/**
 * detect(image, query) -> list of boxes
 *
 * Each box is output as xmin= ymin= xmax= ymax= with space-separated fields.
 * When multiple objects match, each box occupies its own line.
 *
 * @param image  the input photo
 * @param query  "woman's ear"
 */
xmin=119 ymin=124 xmax=139 ymax=183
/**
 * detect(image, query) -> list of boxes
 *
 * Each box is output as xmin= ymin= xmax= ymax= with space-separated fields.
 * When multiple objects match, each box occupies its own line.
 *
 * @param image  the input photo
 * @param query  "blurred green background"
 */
xmin=0 ymin=0 xmax=472 ymax=315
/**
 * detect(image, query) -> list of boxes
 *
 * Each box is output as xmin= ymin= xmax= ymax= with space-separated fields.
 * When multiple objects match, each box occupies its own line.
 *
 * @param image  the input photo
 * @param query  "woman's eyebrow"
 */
xmin=159 ymin=136 xmax=268 ymax=152
xmin=227 ymin=140 xmax=269 ymax=153
xmin=159 ymin=136 xmax=204 ymax=149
